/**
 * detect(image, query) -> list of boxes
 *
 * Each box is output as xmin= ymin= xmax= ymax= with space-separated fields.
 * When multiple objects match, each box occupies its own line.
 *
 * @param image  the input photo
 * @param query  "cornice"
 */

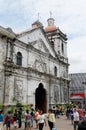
xmin=0 ymin=26 xmax=16 ymax=40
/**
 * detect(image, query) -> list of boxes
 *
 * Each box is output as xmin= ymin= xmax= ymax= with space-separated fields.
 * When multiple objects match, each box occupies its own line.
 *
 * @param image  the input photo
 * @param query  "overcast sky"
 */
xmin=0 ymin=0 xmax=86 ymax=74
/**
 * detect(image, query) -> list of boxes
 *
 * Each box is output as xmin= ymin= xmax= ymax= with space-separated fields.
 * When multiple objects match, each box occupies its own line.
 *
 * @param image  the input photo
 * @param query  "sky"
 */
xmin=0 ymin=0 xmax=86 ymax=74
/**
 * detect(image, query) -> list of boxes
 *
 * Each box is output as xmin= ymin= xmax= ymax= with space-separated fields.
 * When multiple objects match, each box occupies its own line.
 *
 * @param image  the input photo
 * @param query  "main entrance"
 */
xmin=35 ymin=83 xmax=47 ymax=113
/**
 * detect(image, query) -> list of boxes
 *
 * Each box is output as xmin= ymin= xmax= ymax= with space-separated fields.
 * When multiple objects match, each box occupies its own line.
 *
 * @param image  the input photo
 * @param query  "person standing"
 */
xmin=25 ymin=109 xmax=32 ymax=130
xmin=0 ymin=110 xmax=4 ymax=130
xmin=17 ymin=109 xmax=22 ymax=128
xmin=5 ymin=111 xmax=12 ymax=130
xmin=70 ymin=107 xmax=74 ymax=125
xmin=73 ymin=108 xmax=79 ymax=130
xmin=47 ymin=109 xmax=55 ymax=130
xmin=30 ymin=108 xmax=35 ymax=130
xmin=13 ymin=109 xmax=18 ymax=129
xmin=77 ymin=106 xmax=83 ymax=120
xmin=66 ymin=107 xmax=70 ymax=120
xmin=81 ymin=111 xmax=86 ymax=121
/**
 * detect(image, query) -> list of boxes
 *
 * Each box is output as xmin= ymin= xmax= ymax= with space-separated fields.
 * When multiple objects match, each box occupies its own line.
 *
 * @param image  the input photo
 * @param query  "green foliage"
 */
xmin=21 ymin=113 xmax=25 ymax=119
xmin=0 ymin=104 xmax=2 ymax=109
xmin=65 ymin=103 xmax=72 ymax=108
xmin=23 ymin=105 xmax=29 ymax=111
xmin=16 ymin=102 xmax=23 ymax=107
xmin=9 ymin=105 xmax=14 ymax=113
xmin=12 ymin=97 xmax=17 ymax=102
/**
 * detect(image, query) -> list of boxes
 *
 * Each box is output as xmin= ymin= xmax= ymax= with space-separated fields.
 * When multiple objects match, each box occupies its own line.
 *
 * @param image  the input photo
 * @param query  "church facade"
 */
xmin=0 ymin=18 xmax=69 ymax=112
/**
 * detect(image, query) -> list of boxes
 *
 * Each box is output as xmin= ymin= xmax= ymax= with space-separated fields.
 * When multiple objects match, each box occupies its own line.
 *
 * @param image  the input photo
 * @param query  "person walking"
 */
xmin=37 ymin=110 xmax=46 ymax=130
xmin=47 ymin=109 xmax=55 ymax=130
xmin=34 ymin=109 xmax=40 ymax=129
xmin=73 ymin=108 xmax=79 ymax=130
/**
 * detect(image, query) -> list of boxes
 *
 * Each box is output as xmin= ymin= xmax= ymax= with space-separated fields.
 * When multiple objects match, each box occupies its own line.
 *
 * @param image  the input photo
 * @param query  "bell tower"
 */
xmin=44 ymin=17 xmax=67 ymax=59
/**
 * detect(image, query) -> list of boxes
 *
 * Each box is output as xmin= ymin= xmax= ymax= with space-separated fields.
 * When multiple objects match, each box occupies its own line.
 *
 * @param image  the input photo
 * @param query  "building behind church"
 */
xmin=0 ymin=17 xmax=69 ymax=112
xmin=69 ymin=73 xmax=86 ymax=108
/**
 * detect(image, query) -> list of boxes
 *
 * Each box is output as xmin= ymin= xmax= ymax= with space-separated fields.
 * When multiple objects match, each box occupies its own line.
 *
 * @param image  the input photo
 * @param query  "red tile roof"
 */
xmin=44 ymin=25 xmax=57 ymax=32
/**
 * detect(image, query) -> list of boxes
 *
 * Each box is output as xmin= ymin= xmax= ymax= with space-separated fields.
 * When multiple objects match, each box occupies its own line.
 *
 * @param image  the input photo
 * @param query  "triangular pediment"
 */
xmin=17 ymin=27 xmax=56 ymax=57
xmin=29 ymin=38 xmax=50 ymax=54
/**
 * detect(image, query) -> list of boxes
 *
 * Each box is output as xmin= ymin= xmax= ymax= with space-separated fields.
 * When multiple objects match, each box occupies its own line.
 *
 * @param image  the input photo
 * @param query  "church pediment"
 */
xmin=17 ymin=27 xmax=56 ymax=57
xmin=29 ymin=38 xmax=50 ymax=54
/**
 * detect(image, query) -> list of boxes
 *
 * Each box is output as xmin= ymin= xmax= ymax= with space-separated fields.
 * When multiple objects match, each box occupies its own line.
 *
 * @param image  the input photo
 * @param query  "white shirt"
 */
xmin=73 ymin=111 xmax=79 ymax=121
xmin=38 ymin=114 xmax=45 ymax=124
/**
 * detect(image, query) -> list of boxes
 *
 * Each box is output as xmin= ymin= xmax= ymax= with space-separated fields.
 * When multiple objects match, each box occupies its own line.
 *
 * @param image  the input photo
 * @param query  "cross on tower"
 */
xmin=38 ymin=13 xmax=40 ymax=20
xmin=50 ymin=11 xmax=52 ymax=18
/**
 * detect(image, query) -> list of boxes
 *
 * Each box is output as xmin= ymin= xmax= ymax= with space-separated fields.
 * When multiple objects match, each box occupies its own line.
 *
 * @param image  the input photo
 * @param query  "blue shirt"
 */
xmin=0 ymin=114 xmax=4 ymax=122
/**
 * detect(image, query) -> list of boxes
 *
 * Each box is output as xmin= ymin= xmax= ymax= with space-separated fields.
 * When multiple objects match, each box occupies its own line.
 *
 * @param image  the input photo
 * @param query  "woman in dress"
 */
xmin=47 ymin=109 xmax=55 ymax=130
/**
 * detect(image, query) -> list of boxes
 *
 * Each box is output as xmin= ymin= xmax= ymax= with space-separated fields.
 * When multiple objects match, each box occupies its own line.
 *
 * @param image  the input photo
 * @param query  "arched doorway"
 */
xmin=35 ymin=83 xmax=47 ymax=113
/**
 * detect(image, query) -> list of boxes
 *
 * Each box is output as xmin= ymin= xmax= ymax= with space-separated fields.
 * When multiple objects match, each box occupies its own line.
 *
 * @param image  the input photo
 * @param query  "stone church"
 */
xmin=0 ymin=17 xmax=69 ymax=112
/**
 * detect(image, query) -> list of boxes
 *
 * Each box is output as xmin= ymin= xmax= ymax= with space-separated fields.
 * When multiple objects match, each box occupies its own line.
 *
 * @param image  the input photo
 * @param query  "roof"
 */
xmin=69 ymin=73 xmax=86 ymax=91
xmin=70 ymin=96 xmax=83 ymax=100
xmin=0 ymin=26 xmax=16 ymax=39
xmin=32 ymin=20 xmax=43 ymax=26
xmin=44 ymin=25 xmax=57 ymax=33
xmin=17 ymin=20 xmax=43 ymax=37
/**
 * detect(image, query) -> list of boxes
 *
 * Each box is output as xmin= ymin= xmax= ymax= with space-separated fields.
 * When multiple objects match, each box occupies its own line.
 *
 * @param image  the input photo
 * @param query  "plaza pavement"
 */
xmin=40 ymin=115 xmax=73 ymax=130
xmin=10 ymin=115 xmax=74 ymax=130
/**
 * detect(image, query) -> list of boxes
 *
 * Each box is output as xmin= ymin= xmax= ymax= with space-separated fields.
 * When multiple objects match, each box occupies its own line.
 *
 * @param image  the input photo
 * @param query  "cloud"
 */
xmin=0 ymin=0 xmax=86 ymax=73
xmin=68 ymin=36 xmax=86 ymax=73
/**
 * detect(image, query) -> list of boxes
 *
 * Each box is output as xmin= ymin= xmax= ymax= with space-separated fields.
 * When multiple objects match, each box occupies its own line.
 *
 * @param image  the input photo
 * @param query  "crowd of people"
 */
xmin=0 ymin=108 xmax=23 ymax=130
xmin=65 ymin=105 xmax=86 ymax=130
xmin=0 ymin=107 xmax=56 ymax=130
xmin=0 ymin=104 xmax=86 ymax=130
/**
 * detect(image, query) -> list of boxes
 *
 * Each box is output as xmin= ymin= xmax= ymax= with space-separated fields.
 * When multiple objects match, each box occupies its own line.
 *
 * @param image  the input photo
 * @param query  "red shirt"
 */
xmin=77 ymin=108 xmax=83 ymax=116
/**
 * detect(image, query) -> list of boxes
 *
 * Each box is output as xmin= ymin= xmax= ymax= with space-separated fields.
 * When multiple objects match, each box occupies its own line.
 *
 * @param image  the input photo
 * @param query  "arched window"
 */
xmin=51 ymin=41 xmax=54 ymax=48
xmin=61 ymin=43 xmax=64 ymax=53
xmin=16 ymin=52 xmax=22 ymax=66
xmin=54 ymin=66 xmax=57 ymax=76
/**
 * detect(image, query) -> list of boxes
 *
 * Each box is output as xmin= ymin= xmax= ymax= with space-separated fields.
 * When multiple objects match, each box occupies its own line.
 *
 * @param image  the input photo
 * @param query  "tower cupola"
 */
xmin=44 ymin=18 xmax=57 ymax=33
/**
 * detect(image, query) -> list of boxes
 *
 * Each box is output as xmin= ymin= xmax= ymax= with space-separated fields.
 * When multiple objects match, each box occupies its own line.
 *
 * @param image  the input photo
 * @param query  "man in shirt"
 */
xmin=73 ymin=108 xmax=79 ymax=130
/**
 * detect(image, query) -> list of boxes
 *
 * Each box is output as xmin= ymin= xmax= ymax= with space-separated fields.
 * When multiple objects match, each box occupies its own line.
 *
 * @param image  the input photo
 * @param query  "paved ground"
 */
xmin=3 ymin=115 xmax=74 ymax=130
xmin=18 ymin=115 xmax=73 ymax=130
xmin=54 ymin=115 xmax=74 ymax=130
xmin=42 ymin=115 xmax=74 ymax=130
